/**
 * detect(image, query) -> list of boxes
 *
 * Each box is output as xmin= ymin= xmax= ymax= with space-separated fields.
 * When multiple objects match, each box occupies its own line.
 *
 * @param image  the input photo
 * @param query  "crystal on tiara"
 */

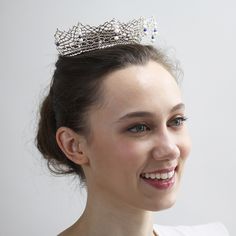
xmin=54 ymin=17 xmax=158 ymax=57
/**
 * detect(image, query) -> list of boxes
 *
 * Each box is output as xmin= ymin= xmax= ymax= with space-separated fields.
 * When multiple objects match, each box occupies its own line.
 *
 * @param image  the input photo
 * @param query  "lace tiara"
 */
xmin=54 ymin=17 xmax=158 ymax=56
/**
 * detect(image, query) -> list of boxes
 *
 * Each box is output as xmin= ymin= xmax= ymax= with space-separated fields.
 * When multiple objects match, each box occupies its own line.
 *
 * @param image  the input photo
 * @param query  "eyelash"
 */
xmin=127 ymin=123 xmax=151 ymax=133
xmin=127 ymin=116 xmax=188 ymax=133
xmin=167 ymin=116 xmax=188 ymax=128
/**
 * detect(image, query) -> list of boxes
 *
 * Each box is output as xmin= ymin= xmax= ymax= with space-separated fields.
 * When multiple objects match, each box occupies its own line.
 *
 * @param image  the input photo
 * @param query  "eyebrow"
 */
xmin=116 ymin=103 xmax=185 ymax=122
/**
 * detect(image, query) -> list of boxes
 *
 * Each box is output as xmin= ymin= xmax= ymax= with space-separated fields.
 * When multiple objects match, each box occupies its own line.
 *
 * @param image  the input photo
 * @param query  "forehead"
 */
xmin=100 ymin=61 xmax=182 ymax=116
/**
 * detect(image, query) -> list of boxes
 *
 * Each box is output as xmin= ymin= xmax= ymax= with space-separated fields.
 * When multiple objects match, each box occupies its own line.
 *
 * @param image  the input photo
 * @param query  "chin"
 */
xmin=140 ymin=183 xmax=180 ymax=212
xmin=147 ymin=195 xmax=177 ymax=212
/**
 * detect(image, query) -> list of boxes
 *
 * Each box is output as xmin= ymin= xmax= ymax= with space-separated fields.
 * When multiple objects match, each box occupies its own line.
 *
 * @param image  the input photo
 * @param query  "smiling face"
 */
xmin=81 ymin=60 xmax=191 ymax=212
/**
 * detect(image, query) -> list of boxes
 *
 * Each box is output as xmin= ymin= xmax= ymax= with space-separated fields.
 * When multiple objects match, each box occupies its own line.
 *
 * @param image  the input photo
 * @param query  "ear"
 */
xmin=56 ymin=127 xmax=89 ymax=165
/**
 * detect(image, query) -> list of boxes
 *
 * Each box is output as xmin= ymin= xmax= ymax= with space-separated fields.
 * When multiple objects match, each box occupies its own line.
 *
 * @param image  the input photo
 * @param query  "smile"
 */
xmin=141 ymin=170 xmax=175 ymax=180
xmin=140 ymin=167 xmax=177 ymax=190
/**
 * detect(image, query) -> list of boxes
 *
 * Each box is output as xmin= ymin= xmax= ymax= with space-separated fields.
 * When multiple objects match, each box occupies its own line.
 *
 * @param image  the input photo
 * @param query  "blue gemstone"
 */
xmin=143 ymin=28 xmax=147 ymax=32
xmin=154 ymin=28 xmax=157 ymax=32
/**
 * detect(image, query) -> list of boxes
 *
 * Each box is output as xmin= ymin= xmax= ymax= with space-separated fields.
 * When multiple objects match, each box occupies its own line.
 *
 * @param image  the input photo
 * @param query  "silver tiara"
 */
xmin=54 ymin=17 xmax=158 ymax=57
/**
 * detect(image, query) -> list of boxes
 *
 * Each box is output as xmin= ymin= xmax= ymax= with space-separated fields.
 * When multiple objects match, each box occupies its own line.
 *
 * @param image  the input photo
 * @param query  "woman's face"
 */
xmin=82 ymin=60 xmax=191 ymax=211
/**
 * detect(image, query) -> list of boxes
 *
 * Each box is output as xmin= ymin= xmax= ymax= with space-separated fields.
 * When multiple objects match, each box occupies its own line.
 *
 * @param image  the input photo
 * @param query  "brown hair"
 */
xmin=36 ymin=44 xmax=181 ymax=183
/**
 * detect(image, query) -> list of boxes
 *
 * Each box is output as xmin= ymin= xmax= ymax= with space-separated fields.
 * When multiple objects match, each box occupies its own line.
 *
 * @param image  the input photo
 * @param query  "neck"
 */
xmin=67 ymin=191 xmax=155 ymax=236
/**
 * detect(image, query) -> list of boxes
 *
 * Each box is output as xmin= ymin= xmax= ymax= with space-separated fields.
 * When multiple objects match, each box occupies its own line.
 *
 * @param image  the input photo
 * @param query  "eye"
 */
xmin=168 ymin=116 xmax=188 ymax=128
xmin=128 ymin=124 xmax=150 ymax=133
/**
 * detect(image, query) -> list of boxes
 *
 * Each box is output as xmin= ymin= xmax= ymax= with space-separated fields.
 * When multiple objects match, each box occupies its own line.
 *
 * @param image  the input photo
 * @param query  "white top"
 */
xmin=153 ymin=222 xmax=229 ymax=236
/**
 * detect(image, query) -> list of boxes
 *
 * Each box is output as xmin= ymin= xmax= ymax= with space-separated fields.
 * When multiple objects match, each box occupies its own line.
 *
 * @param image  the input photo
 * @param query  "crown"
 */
xmin=54 ymin=17 xmax=158 ymax=57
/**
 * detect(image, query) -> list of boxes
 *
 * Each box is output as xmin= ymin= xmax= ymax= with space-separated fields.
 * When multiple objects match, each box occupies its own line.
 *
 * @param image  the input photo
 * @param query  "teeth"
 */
xmin=150 ymin=173 xmax=156 ymax=179
xmin=156 ymin=173 xmax=161 ymax=179
xmin=142 ymin=170 xmax=175 ymax=180
xmin=168 ymin=170 xmax=175 ymax=178
xmin=145 ymin=173 xmax=149 ymax=178
xmin=160 ymin=173 xmax=168 ymax=179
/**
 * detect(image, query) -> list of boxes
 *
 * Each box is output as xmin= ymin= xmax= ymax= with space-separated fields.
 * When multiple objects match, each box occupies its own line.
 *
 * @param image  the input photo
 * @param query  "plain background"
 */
xmin=0 ymin=0 xmax=235 ymax=235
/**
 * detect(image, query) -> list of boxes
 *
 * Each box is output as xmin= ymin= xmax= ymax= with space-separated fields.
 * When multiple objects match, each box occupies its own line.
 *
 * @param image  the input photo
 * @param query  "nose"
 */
xmin=152 ymin=132 xmax=180 ymax=161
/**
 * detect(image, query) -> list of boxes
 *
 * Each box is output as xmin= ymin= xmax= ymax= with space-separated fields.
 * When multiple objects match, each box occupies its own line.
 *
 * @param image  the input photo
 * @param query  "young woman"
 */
xmin=36 ymin=18 xmax=229 ymax=236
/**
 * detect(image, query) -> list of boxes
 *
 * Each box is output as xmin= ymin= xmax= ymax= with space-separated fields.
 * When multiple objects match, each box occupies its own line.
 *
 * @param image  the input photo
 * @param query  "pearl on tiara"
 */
xmin=54 ymin=17 xmax=158 ymax=57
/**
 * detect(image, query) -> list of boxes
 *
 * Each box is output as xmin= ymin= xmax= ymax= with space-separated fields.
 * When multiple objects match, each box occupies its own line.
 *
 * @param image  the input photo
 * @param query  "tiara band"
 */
xmin=54 ymin=17 xmax=158 ymax=57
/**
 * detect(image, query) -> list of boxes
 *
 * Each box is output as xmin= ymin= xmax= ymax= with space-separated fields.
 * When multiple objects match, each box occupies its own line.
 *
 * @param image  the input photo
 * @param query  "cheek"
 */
xmin=89 ymin=134 xmax=147 ymax=172
xmin=108 ymin=136 xmax=154 ymax=176
xmin=112 ymin=139 xmax=147 ymax=166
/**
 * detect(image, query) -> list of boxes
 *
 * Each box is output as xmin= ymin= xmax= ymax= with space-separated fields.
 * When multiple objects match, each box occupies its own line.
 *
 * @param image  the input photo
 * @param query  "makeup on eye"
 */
xmin=124 ymin=115 xmax=188 ymax=134
xmin=167 ymin=116 xmax=188 ymax=128
xmin=127 ymin=123 xmax=151 ymax=133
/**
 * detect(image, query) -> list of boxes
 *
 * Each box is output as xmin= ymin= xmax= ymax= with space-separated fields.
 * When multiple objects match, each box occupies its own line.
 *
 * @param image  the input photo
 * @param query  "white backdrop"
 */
xmin=0 ymin=0 xmax=235 ymax=235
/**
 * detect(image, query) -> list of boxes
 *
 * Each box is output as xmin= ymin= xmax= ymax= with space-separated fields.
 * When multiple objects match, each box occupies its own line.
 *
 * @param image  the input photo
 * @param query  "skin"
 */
xmin=56 ymin=60 xmax=191 ymax=236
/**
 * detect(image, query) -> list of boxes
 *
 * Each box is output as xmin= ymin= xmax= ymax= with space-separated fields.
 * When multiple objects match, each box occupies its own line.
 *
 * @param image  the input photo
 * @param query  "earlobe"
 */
xmin=56 ymin=127 xmax=89 ymax=165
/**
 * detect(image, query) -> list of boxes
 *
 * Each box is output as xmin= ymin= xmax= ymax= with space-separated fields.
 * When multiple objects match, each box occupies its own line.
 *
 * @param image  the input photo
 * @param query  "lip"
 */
xmin=141 ymin=166 xmax=177 ymax=175
xmin=141 ymin=173 xmax=176 ymax=190
xmin=140 ymin=166 xmax=177 ymax=190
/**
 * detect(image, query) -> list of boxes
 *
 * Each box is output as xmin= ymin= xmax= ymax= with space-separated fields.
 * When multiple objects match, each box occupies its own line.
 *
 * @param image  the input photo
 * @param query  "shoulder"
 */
xmin=153 ymin=222 xmax=229 ymax=236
